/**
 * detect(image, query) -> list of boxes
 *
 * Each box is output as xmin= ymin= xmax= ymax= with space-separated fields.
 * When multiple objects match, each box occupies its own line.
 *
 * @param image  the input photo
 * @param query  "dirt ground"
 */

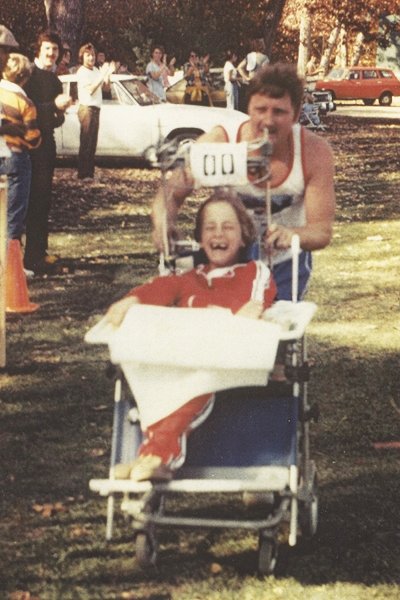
xmin=0 ymin=114 xmax=399 ymax=599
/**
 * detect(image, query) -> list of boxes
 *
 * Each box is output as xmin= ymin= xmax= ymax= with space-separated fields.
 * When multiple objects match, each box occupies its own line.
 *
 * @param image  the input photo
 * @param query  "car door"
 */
xmin=339 ymin=69 xmax=362 ymax=99
xmin=55 ymin=80 xmax=80 ymax=155
xmin=56 ymin=78 xmax=158 ymax=158
xmin=361 ymin=69 xmax=380 ymax=99
xmin=96 ymin=81 xmax=155 ymax=157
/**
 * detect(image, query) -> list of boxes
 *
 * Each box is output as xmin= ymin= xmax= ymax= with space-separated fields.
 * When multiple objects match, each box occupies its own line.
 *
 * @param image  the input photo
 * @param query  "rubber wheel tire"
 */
xmin=135 ymin=532 xmax=157 ymax=568
xmin=170 ymin=131 xmax=200 ymax=152
xmin=257 ymin=535 xmax=277 ymax=576
xmin=300 ymin=476 xmax=319 ymax=539
xmin=379 ymin=92 xmax=392 ymax=106
xmin=362 ymin=99 xmax=375 ymax=106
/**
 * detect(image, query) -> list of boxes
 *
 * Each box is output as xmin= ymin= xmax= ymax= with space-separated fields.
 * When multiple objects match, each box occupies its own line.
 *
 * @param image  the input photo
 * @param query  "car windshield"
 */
xmin=120 ymin=79 xmax=161 ymax=106
xmin=326 ymin=68 xmax=347 ymax=80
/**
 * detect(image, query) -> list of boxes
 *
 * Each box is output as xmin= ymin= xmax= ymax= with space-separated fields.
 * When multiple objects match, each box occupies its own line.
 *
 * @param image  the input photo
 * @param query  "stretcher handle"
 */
xmin=291 ymin=234 xmax=300 ymax=303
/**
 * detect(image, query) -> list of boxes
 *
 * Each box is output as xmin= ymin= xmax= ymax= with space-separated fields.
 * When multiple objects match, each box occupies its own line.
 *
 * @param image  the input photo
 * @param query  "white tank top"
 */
xmin=222 ymin=121 xmax=306 ymax=265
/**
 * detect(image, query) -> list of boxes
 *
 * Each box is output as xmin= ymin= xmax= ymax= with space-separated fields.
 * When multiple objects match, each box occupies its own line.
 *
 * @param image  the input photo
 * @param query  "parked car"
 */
xmin=56 ymin=73 xmax=247 ymax=162
xmin=307 ymin=89 xmax=336 ymax=114
xmin=166 ymin=68 xmax=226 ymax=107
xmin=315 ymin=66 xmax=400 ymax=106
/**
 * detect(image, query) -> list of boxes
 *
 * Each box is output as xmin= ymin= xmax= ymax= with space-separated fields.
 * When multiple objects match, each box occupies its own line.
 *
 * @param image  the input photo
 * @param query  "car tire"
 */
xmin=379 ymin=92 xmax=392 ymax=106
xmin=168 ymin=130 xmax=203 ymax=152
xmin=362 ymin=99 xmax=375 ymax=106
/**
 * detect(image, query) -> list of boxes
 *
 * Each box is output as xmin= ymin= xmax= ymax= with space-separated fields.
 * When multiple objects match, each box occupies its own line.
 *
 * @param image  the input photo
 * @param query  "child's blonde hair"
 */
xmin=3 ymin=53 xmax=32 ymax=85
xmin=194 ymin=190 xmax=256 ymax=247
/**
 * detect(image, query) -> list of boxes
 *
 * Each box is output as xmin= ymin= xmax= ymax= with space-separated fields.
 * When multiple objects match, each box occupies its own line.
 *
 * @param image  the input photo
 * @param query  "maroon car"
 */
xmin=315 ymin=66 xmax=400 ymax=106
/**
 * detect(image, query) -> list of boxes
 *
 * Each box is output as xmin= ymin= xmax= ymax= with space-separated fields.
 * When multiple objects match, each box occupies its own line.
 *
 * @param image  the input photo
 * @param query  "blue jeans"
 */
xmin=0 ymin=151 xmax=31 ymax=240
xmin=272 ymin=251 xmax=312 ymax=301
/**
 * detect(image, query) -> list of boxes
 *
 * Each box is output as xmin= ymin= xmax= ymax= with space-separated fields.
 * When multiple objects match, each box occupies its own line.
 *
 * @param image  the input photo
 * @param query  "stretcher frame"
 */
xmin=88 ymin=138 xmax=320 ymax=575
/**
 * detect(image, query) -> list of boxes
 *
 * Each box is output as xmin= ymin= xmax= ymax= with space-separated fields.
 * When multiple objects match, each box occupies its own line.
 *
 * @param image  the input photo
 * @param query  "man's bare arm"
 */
xmin=266 ymin=131 xmax=335 ymax=252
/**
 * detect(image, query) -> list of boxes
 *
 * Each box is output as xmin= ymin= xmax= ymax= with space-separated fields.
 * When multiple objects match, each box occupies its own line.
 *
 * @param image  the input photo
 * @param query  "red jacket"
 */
xmin=128 ymin=260 xmax=276 ymax=314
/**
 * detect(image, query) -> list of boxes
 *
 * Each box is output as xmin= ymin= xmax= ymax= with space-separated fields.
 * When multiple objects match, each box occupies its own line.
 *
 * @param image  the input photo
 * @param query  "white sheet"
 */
xmin=85 ymin=305 xmax=281 ymax=427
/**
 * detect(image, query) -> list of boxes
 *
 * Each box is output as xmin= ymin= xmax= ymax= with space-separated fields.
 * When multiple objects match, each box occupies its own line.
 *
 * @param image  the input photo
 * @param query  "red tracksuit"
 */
xmin=127 ymin=260 xmax=276 ymax=468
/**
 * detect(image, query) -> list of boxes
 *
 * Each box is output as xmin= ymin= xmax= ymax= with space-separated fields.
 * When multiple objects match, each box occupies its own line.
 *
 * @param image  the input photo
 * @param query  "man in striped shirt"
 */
xmin=0 ymin=53 xmax=41 ymax=241
xmin=0 ymin=25 xmax=23 ymax=140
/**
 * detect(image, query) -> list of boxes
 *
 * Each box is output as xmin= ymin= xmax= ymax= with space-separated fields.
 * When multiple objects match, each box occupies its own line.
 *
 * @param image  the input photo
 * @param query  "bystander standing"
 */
xmin=23 ymin=30 xmax=72 ymax=274
xmin=56 ymin=45 xmax=72 ymax=75
xmin=0 ymin=54 xmax=41 ymax=246
xmin=146 ymin=46 xmax=175 ymax=101
xmin=76 ymin=43 xmax=115 ymax=181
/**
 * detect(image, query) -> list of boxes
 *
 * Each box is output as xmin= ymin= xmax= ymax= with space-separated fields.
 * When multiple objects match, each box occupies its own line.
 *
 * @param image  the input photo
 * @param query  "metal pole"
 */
xmin=265 ymin=180 xmax=273 ymax=269
xmin=291 ymin=234 xmax=300 ymax=303
xmin=0 ymin=175 xmax=7 ymax=368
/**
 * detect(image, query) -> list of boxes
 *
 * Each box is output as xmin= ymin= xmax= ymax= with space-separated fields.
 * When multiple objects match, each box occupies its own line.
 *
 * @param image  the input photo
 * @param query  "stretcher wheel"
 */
xmin=300 ymin=474 xmax=319 ymax=538
xmin=135 ymin=531 xmax=157 ymax=568
xmin=257 ymin=533 xmax=277 ymax=576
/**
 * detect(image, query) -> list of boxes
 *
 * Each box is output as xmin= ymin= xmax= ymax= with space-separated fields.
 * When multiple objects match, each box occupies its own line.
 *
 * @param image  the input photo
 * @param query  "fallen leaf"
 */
xmin=9 ymin=591 xmax=40 ymax=600
xmin=41 ymin=504 xmax=54 ymax=518
xmin=88 ymin=448 xmax=106 ymax=457
xmin=210 ymin=562 xmax=222 ymax=574
xmin=27 ymin=527 xmax=46 ymax=540
xmin=372 ymin=441 xmax=400 ymax=450
xmin=69 ymin=525 xmax=91 ymax=539
xmin=32 ymin=502 xmax=67 ymax=518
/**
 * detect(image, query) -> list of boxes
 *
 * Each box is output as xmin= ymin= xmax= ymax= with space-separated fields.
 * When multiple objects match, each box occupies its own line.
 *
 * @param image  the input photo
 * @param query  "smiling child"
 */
xmin=104 ymin=191 xmax=276 ymax=481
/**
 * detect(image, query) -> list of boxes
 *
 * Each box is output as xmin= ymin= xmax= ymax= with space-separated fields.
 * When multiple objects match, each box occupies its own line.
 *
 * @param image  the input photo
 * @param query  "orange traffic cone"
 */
xmin=5 ymin=239 xmax=39 ymax=314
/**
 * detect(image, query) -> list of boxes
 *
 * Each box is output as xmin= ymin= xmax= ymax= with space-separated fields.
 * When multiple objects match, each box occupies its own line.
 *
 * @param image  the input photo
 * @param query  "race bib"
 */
xmin=190 ymin=142 xmax=249 ymax=188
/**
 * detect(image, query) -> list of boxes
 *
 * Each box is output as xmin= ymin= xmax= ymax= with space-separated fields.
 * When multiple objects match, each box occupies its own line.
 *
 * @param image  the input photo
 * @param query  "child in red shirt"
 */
xmin=104 ymin=191 xmax=276 ymax=481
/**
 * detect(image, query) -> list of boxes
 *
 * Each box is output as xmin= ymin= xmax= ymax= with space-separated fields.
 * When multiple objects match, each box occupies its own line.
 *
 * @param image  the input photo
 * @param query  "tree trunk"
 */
xmin=351 ymin=31 xmax=364 ymax=66
xmin=320 ymin=24 xmax=340 ymax=76
xmin=335 ymin=26 xmax=347 ymax=67
xmin=44 ymin=0 xmax=84 ymax=66
xmin=263 ymin=0 xmax=287 ymax=57
xmin=297 ymin=7 xmax=311 ymax=76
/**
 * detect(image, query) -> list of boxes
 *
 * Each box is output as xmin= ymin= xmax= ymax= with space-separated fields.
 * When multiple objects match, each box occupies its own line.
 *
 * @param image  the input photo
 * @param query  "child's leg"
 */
xmin=139 ymin=393 xmax=215 ymax=468
xmin=113 ymin=393 xmax=215 ymax=481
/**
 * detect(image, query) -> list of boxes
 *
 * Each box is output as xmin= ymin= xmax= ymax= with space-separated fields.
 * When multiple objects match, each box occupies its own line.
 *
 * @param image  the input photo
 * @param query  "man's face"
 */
xmin=247 ymin=92 xmax=298 ymax=145
xmin=152 ymin=48 xmax=163 ymax=62
xmin=62 ymin=49 xmax=71 ymax=65
xmin=97 ymin=52 xmax=105 ymax=65
xmin=38 ymin=41 xmax=59 ymax=70
xmin=83 ymin=50 xmax=96 ymax=69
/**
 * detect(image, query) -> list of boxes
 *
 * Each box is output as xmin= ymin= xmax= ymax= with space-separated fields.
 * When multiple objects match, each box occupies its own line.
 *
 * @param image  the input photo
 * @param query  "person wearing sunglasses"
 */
xmin=183 ymin=49 xmax=212 ymax=106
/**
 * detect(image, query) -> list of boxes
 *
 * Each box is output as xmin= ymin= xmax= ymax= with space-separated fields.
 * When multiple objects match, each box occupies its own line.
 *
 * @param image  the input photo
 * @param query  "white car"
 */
xmin=56 ymin=74 xmax=247 ymax=162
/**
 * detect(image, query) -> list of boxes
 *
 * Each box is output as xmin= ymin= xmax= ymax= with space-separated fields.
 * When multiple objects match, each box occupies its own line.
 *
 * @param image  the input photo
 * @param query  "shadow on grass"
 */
xmin=1 ymin=347 xmax=399 ymax=591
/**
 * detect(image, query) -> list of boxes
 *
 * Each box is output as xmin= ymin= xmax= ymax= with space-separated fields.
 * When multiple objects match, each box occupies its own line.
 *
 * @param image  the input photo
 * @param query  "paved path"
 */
xmin=333 ymin=96 xmax=400 ymax=119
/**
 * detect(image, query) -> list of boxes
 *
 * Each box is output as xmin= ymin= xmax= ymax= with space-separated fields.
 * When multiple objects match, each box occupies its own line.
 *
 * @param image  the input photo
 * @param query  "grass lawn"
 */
xmin=0 ymin=115 xmax=399 ymax=599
